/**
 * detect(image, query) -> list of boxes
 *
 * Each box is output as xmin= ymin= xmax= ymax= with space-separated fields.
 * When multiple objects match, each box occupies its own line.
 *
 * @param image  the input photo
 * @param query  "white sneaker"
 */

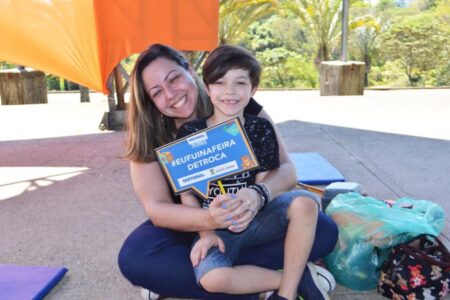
xmin=141 ymin=289 xmax=160 ymax=300
xmin=309 ymin=263 xmax=336 ymax=294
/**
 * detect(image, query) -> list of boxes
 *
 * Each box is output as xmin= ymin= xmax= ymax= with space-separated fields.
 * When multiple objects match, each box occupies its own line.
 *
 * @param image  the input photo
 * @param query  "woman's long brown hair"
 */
xmin=123 ymin=44 xmax=212 ymax=163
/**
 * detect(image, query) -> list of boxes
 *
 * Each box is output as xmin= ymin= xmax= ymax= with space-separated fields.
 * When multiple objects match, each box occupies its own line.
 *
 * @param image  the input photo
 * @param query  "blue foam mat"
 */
xmin=0 ymin=264 xmax=68 ymax=300
xmin=289 ymin=152 xmax=345 ymax=185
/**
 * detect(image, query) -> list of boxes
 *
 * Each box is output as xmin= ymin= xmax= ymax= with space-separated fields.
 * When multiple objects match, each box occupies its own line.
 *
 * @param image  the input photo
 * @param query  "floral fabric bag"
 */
xmin=378 ymin=234 xmax=450 ymax=299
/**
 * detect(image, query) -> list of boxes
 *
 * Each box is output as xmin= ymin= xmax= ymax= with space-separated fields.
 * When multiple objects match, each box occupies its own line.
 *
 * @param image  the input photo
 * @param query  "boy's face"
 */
xmin=206 ymin=68 xmax=257 ymax=122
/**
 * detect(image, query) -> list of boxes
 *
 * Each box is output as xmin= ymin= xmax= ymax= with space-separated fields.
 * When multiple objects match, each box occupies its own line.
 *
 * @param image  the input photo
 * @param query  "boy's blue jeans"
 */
xmin=195 ymin=190 xmax=320 ymax=282
xmin=118 ymin=191 xmax=338 ymax=300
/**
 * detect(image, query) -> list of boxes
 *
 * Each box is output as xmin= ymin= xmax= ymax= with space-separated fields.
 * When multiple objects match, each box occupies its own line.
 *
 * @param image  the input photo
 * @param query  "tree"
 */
xmin=283 ymin=0 xmax=343 ymax=67
xmin=187 ymin=0 xmax=279 ymax=72
xmin=256 ymin=47 xmax=318 ymax=88
xmin=348 ymin=14 xmax=381 ymax=86
xmin=381 ymin=15 xmax=449 ymax=86
xmin=283 ymin=0 xmax=379 ymax=68
xmin=219 ymin=0 xmax=279 ymax=45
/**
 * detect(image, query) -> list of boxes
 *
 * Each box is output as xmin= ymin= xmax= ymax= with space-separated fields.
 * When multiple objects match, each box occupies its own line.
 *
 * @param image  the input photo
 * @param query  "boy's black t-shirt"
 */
xmin=177 ymin=114 xmax=279 ymax=207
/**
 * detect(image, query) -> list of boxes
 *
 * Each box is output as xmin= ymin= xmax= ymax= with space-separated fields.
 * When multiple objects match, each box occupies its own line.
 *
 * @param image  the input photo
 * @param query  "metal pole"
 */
xmin=341 ymin=0 xmax=349 ymax=61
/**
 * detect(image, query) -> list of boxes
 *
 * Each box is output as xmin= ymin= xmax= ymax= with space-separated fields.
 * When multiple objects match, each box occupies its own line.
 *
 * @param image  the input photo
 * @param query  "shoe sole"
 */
xmin=313 ymin=264 xmax=336 ymax=293
xmin=306 ymin=262 xmax=330 ymax=300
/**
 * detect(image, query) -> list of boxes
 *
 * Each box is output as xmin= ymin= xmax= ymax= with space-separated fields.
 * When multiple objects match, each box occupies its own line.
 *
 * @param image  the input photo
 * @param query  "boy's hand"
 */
xmin=190 ymin=232 xmax=225 ymax=267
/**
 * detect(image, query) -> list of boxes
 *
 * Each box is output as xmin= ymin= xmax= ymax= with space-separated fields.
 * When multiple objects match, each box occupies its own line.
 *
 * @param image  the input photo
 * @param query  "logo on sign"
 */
xmin=187 ymin=132 xmax=208 ymax=148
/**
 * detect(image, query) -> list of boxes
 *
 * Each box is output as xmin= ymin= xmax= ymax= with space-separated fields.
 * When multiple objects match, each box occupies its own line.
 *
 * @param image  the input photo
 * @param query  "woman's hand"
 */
xmin=208 ymin=194 xmax=243 ymax=228
xmin=228 ymin=188 xmax=260 ymax=233
xmin=190 ymin=231 xmax=225 ymax=267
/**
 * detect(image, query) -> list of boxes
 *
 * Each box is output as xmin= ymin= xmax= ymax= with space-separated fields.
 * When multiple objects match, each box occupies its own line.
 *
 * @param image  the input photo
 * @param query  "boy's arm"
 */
xmin=180 ymin=192 xmax=216 ymax=238
xmin=181 ymin=192 xmax=225 ymax=266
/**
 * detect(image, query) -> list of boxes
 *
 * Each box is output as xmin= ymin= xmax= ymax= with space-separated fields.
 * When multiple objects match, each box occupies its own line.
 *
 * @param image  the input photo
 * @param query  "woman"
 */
xmin=118 ymin=44 xmax=338 ymax=300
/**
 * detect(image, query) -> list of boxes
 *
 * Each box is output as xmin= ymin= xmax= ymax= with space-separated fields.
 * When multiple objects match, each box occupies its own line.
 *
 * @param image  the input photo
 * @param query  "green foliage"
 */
xmin=59 ymin=77 xmax=66 ymax=91
xmin=380 ymin=14 xmax=449 ymax=86
xmin=242 ymin=15 xmax=311 ymax=53
xmin=368 ymin=60 xmax=409 ymax=87
xmin=410 ymin=0 xmax=437 ymax=11
xmin=283 ymin=0 xmax=343 ymax=66
xmin=219 ymin=0 xmax=279 ymax=45
xmin=121 ymin=54 xmax=138 ymax=74
xmin=45 ymin=75 xmax=60 ymax=91
xmin=257 ymin=47 xmax=318 ymax=88
xmin=0 ymin=61 xmax=16 ymax=69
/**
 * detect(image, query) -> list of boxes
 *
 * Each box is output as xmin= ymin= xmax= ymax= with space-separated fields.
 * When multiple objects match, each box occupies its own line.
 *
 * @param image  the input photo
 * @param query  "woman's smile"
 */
xmin=171 ymin=95 xmax=188 ymax=109
xmin=142 ymin=57 xmax=198 ymax=120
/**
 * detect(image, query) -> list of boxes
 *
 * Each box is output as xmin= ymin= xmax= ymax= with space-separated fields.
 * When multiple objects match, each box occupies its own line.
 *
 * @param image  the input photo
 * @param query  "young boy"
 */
xmin=177 ymin=45 xmax=333 ymax=300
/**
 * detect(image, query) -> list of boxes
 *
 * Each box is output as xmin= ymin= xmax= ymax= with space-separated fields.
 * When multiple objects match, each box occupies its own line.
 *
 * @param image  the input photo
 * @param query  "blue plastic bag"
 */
xmin=324 ymin=192 xmax=445 ymax=291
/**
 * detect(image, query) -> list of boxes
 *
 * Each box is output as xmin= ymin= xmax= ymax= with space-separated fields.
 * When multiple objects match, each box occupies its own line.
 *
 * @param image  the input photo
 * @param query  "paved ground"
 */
xmin=0 ymin=89 xmax=449 ymax=299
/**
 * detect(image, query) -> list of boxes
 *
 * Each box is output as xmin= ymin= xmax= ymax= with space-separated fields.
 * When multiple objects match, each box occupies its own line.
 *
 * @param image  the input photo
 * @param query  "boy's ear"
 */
xmin=205 ymin=85 xmax=211 ymax=97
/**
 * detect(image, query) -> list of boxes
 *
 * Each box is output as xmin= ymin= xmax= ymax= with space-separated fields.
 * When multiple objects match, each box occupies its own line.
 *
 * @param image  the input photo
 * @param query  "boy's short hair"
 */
xmin=203 ymin=45 xmax=261 ymax=88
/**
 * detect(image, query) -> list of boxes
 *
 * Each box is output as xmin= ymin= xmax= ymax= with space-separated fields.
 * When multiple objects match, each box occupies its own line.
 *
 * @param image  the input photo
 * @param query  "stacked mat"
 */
xmin=289 ymin=152 xmax=345 ymax=185
xmin=0 ymin=264 xmax=68 ymax=300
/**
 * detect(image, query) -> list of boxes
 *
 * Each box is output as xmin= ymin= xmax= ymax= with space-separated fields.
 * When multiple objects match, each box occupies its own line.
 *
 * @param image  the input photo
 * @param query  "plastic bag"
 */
xmin=324 ymin=192 xmax=445 ymax=291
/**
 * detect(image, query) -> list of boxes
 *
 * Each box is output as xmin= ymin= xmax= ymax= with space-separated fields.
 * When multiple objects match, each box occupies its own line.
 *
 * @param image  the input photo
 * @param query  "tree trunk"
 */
xmin=364 ymin=54 xmax=371 ymax=87
xmin=314 ymin=44 xmax=330 ymax=70
xmin=80 ymin=86 xmax=90 ymax=102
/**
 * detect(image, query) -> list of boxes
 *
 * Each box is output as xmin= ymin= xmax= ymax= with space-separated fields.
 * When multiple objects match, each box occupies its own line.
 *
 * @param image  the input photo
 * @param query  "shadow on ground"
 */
xmin=1 ymin=120 xmax=449 ymax=299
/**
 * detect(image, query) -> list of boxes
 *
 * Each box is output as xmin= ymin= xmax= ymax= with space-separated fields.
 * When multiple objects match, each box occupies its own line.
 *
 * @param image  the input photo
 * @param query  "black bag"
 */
xmin=378 ymin=234 xmax=450 ymax=299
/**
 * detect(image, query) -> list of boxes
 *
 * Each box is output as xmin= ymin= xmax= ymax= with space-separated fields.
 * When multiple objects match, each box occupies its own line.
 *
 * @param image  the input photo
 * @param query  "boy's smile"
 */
xmin=206 ymin=68 xmax=257 ymax=125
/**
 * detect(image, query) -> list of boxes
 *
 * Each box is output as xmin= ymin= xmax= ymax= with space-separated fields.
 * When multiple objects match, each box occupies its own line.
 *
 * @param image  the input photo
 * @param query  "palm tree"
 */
xmin=219 ymin=0 xmax=279 ymax=45
xmin=284 ymin=0 xmax=343 ymax=67
xmin=348 ymin=15 xmax=381 ymax=86
xmin=284 ymin=0 xmax=379 ymax=69
xmin=189 ymin=0 xmax=279 ymax=72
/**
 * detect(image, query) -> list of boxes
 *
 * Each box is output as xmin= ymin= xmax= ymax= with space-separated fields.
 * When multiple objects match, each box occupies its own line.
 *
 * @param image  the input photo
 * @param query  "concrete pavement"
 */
xmin=0 ymin=89 xmax=449 ymax=299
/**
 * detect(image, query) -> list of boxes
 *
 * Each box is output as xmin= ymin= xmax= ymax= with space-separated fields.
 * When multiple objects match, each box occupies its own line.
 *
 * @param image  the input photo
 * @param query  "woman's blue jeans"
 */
xmin=118 ymin=201 xmax=338 ymax=300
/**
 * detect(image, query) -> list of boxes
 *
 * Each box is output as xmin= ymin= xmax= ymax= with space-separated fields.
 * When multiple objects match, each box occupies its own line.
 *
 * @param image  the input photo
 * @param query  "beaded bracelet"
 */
xmin=248 ymin=184 xmax=269 ymax=211
xmin=259 ymin=183 xmax=272 ymax=202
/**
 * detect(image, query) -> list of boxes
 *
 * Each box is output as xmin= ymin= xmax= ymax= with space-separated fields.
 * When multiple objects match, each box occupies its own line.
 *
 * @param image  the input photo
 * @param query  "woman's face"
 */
xmin=142 ymin=57 xmax=198 ymax=123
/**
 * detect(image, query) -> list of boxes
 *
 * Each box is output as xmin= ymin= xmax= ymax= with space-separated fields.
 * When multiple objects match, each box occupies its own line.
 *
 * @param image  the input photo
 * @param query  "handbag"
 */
xmin=325 ymin=193 xmax=445 ymax=290
xmin=378 ymin=234 xmax=450 ymax=299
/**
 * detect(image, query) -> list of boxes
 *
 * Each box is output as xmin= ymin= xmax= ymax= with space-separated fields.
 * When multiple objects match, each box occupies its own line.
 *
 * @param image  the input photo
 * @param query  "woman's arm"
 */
xmin=131 ymin=161 xmax=229 ymax=231
xmin=180 ymin=191 xmax=201 ymax=208
xmin=257 ymin=109 xmax=297 ymax=198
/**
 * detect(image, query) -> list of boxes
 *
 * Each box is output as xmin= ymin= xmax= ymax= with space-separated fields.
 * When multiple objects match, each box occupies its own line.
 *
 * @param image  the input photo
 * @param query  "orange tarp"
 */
xmin=0 ymin=0 xmax=219 ymax=93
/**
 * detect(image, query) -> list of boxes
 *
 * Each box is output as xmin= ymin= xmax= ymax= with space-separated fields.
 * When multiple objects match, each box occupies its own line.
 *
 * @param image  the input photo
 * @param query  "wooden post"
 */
xmin=0 ymin=68 xmax=48 ymax=105
xmin=319 ymin=61 xmax=365 ymax=96
xmin=114 ymin=66 xmax=125 ymax=110
xmin=99 ymin=64 xmax=129 ymax=131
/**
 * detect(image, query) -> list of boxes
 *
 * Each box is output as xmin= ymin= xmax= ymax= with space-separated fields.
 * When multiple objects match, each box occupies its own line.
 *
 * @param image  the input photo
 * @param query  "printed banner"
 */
xmin=155 ymin=117 xmax=259 ymax=199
